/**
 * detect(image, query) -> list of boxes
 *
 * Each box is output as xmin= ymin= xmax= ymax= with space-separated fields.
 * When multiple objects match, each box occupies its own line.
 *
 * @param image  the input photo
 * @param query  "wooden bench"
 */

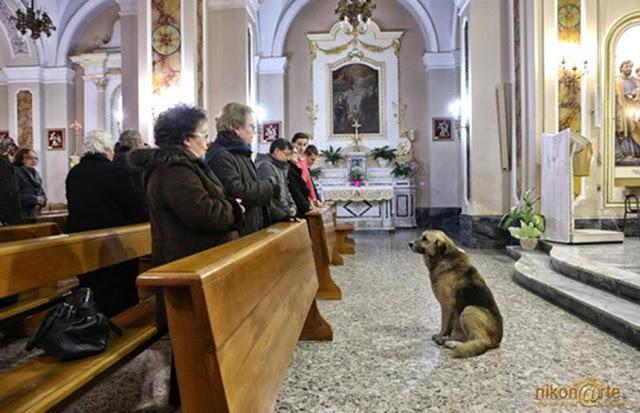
xmin=305 ymin=207 xmax=342 ymax=300
xmin=335 ymin=222 xmax=355 ymax=255
xmin=35 ymin=210 xmax=68 ymax=232
xmin=0 ymin=223 xmax=61 ymax=243
xmin=138 ymin=221 xmax=332 ymax=413
xmin=0 ymin=223 xmax=159 ymax=413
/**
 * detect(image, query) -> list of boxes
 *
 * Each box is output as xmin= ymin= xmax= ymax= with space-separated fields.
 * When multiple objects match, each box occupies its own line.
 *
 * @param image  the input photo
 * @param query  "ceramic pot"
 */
xmin=520 ymin=238 xmax=538 ymax=251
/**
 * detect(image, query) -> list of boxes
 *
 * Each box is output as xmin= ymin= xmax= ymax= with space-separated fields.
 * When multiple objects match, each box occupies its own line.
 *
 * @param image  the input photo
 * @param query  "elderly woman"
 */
xmin=130 ymin=104 xmax=244 ymax=407
xmin=0 ymin=137 xmax=21 ymax=226
xmin=206 ymin=102 xmax=274 ymax=236
xmin=66 ymin=129 xmax=147 ymax=317
xmin=13 ymin=147 xmax=47 ymax=221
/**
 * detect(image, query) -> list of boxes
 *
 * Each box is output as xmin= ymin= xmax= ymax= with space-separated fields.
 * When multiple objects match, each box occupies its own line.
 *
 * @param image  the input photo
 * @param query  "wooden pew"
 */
xmin=305 ymin=207 xmax=342 ymax=300
xmin=0 ymin=223 xmax=159 ymax=413
xmin=35 ymin=210 xmax=68 ymax=232
xmin=0 ymin=222 xmax=61 ymax=243
xmin=335 ymin=222 xmax=355 ymax=255
xmin=138 ymin=222 xmax=332 ymax=413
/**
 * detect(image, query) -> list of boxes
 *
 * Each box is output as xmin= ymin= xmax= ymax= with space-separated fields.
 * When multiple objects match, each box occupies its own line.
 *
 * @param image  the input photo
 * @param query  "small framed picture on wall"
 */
xmin=0 ymin=130 xmax=9 ymax=141
xmin=432 ymin=117 xmax=453 ymax=141
xmin=47 ymin=128 xmax=65 ymax=151
xmin=261 ymin=121 xmax=282 ymax=143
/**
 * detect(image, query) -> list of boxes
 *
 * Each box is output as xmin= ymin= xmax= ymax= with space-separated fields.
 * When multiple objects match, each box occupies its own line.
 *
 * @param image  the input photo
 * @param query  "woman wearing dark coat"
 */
xmin=0 ymin=138 xmax=22 ymax=226
xmin=66 ymin=129 xmax=148 ymax=318
xmin=13 ymin=147 xmax=47 ymax=221
xmin=130 ymin=104 xmax=244 ymax=407
xmin=287 ymin=148 xmax=312 ymax=218
xmin=206 ymin=102 xmax=274 ymax=236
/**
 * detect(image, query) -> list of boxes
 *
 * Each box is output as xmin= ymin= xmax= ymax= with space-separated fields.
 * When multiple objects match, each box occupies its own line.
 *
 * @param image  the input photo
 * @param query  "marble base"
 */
xmin=575 ymin=218 xmax=639 ymax=237
xmin=512 ymin=249 xmax=640 ymax=348
xmin=459 ymin=214 xmax=513 ymax=249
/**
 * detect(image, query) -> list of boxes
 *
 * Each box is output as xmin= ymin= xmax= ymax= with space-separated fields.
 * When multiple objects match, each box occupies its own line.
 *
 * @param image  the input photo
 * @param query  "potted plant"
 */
xmin=391 ymin=161 xmax=416 ymax=178
xmin=370 ymin=145 xmax=397 ymax=167
xmin=349 ymin=167 xmax=365 ymax=187
xmin=499 ymin=188 xmax=546 ymax=250
xmin=320 ymin=145 xmax=344 ymax=166
xmin=310 ymin=168 xmax=324 ymax=179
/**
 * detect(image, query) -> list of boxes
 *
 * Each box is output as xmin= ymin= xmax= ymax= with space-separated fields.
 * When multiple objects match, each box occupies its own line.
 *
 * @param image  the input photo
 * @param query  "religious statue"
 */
xmin=614 ymin=59 xmax=640 ymax=163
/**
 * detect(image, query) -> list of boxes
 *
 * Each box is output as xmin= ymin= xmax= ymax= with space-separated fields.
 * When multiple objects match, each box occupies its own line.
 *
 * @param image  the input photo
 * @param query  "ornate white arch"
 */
xmin=55 ymin=0 xmax=116 ymax=66
xmin=270 ymin=0 xmax=439 ymax=56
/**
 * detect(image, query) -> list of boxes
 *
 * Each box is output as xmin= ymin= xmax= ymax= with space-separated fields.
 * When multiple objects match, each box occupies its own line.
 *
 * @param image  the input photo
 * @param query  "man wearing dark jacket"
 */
xmin=206 ymin=102 xmax=274 ymax=235
xmin=0 ymin=138 xmax=22 ymax=226
xmin=256 ymin=139 xmax=296 ymax=222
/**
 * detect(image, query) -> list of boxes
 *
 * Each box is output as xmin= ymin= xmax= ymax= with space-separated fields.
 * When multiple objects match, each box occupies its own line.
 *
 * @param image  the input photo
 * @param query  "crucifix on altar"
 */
xmin=351 ymin=120 xmax=363 ymax=151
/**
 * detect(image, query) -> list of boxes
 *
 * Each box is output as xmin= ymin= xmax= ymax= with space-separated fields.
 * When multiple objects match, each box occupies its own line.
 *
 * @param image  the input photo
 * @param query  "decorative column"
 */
xmin=116 ymin=0 xmax=139 ymax=130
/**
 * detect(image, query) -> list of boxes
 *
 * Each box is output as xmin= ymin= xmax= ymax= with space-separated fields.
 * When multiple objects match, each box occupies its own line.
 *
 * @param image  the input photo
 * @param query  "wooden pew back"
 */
xmin=0 ymin=223 xmax=150 ymax=298
xmin=0 ymin=223 xmax=61 ymax=243
xmin=138 ymin=222 xmax=326 ymax=413
xmin=305 ymin=206 xmax=342 ymax=299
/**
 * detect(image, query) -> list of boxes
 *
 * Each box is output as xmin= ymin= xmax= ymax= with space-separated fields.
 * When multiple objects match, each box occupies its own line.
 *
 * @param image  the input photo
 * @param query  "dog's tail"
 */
xmin=452 ymin=339 xmax=491 ymax=358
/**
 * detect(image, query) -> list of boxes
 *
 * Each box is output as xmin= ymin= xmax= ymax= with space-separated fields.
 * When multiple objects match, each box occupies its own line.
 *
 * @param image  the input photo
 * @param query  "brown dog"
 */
xmin=409 ymin=230 xmax=503 ymax=358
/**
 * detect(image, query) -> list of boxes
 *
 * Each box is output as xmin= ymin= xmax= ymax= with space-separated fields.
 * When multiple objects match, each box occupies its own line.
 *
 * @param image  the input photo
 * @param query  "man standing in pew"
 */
xmin=206 ymin=102 xmax=275 ymax=235
xmin=66 ymin=129 xmax=148 ymax=317
xmin=130 ymin=104 xmax=246 ymax=408
xmin=256 ymin=139 xmax=297 ymax=222
xmin=0 ymin=136 xmax=22 ymax=227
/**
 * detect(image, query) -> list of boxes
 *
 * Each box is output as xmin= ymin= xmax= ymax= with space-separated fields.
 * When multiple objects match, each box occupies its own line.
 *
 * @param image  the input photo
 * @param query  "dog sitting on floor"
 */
xmin=409 ymin=230 xmax=503 ymax=358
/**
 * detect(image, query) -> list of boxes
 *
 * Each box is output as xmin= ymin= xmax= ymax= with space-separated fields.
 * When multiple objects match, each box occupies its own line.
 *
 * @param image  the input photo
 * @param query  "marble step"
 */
xmin=512 ymin=249 xmax=640 ymax=348
xmin=549 ymin=246 xmax=640 ymax=304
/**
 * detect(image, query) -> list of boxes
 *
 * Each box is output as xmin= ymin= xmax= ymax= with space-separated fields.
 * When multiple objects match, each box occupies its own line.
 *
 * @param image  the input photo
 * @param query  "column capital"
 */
xmin=207 ymin=0 xmax=260 ymax=21
xmin=423 ymin=51 xmax=460 ymax=72
xmin=116 ymin=0 xmax=138 ymax=16
xmin=453 ymin=0 xmax=470 ymax=15
xmin=2 ymin=66 xmax=75 ymax=84
xmin=257 ymin=56 xmax=288 ymax=75
xmin=83 ymin=75 xmax=107 ymax=91
xmin=0 ymin=70 xmax=7 ymax=86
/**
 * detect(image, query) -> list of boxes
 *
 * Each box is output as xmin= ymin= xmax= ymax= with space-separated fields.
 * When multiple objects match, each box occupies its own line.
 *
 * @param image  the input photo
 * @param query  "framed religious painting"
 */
xmin=260 ymin=121 xmax=281 ymax=143
xmin=604 ymin=12 xmax=640 ymax=205
xmin=330 ymin=62 xmax=381 ymax=137
xmin=432 ymin=117 xmax=453 ymax=140
xmin=0 ymin=130 xmax=9 ymax=141
xmin=47 ymin=128 xmax=65 ymax=151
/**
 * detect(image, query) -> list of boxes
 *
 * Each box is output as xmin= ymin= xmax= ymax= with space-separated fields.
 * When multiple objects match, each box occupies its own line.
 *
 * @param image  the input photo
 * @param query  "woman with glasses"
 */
xmin=206 ymin=102 xmax=274 ymax=235
xmin=13 ymin=147 xmax=47 ymax=221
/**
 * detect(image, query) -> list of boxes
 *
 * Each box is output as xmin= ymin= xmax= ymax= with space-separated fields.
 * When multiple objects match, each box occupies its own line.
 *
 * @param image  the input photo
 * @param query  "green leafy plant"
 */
xmin=310 ymin=168 xmax=324 ymax=179
xmin=499 ymin=188 xmax=545 ymax=240
xmin=369 ymin=145 xmax=397 ymax=161
xmin=391 ymin=161 xmax=416 ymax=178
xmin=349 ymin=167 xmax=364 ymax=181
xmin=320 ymin=145 xmax=344 ymax=166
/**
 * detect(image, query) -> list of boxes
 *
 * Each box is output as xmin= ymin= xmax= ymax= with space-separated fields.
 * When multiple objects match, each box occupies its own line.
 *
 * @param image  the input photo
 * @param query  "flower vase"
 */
xmin=376 ymin=158 xmax=389 ymax=168
xmin=353 ymin=180 xmax=362 ymax=187
xmin=520 ymin=238 xmax=538 ymax=251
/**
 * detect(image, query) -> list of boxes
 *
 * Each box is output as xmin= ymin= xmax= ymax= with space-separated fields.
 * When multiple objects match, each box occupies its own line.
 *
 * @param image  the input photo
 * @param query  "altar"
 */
xmin=318 ymin=167 xmax=416 ymax=231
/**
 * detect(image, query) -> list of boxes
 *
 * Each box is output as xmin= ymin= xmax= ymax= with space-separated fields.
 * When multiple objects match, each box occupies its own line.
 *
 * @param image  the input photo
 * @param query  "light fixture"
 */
xmin=335 ymin=0 xmax=376 ymax=34
xmin=11 ymin=0 xmax=56 ymax=40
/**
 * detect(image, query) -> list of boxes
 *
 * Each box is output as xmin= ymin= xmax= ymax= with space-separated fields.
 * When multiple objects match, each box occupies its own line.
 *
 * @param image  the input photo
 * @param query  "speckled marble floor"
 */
xmin=10 ymin=230 xmax=639 ymax=412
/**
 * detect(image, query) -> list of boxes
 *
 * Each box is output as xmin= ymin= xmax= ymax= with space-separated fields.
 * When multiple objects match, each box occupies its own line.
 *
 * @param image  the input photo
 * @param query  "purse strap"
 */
xmin=25 ymin=303 xmax=69 ymax=351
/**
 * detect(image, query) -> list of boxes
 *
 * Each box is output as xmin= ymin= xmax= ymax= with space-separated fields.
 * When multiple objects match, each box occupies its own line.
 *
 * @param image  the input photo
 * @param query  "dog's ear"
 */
xmin=436 ymin=239 xmax=448 ymax=256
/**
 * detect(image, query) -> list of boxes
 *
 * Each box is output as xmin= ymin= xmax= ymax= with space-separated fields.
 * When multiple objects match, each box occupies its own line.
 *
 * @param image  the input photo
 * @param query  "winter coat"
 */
xmin=206 ymin=130 xmax=273 ymax=236
xmin=287 ymin=161 xmax=312 ymax=218
xmin=15 ymin=165 xmax=47 ymax=220
xmin=130 ymin=145 xmax=244 ymax=266
xmin=256 ymin=155 xmax=296 ymax=222
xmin=114 ymin=150 xmax=148 ymax=221
xmin=0 ymin=155 xmax=22 ymax=225
xmin=66 ymin=153 xmax=147 ymax=233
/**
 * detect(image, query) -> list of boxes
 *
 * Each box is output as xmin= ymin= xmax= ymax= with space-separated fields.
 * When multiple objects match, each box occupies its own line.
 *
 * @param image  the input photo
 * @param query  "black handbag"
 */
xmin=25 ymin=288 xmax=123 ymax=361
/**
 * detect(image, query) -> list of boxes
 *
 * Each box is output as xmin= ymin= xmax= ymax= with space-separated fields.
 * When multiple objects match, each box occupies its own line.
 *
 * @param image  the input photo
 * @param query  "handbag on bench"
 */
xmin=25 ymin=288 xmax=123 ymax=361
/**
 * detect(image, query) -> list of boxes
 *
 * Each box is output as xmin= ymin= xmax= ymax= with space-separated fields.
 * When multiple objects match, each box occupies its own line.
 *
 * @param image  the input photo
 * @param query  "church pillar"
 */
xmin=116 ymin=0 xmax=139 ymax=131
xmin=423 ymin=52 xmax=461 ymax=209
xmin=257 ymin=56 xmax=287 ymax=151
xmin=95 ymin=78 xmax=107 ymax=130
xmin=207 ymin=0 xmax=256 ymax=121
xmin=457 ymin=0 xmax=512 ymax=247
xmin=3 ymin=66 xmax=75 ymax=203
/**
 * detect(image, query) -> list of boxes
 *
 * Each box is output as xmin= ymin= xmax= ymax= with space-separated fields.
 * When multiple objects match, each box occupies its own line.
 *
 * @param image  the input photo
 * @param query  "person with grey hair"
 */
xmin=65 ymin=129 xmax=147 ymax=317
xmin=114 ymin=129 xmax=148 ymax=219
xmin=0 ymin=136 xmax=22 ymax=226
xmin=206 ymin=102 xmax=275 ymax=235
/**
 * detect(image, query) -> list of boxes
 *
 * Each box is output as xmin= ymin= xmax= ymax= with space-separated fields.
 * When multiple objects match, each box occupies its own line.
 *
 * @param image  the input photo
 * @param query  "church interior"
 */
xmin=0 ymin=0 xmax=639 ymax=411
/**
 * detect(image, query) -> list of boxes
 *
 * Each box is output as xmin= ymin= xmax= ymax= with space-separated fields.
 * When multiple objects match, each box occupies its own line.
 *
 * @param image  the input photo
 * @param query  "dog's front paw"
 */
xmin=432 ymin=334 xmax=447 ymax=345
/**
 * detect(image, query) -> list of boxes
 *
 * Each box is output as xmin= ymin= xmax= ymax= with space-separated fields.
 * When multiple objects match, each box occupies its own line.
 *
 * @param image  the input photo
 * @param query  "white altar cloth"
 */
xmin=322 ymin=185 xmax=394 ymax=202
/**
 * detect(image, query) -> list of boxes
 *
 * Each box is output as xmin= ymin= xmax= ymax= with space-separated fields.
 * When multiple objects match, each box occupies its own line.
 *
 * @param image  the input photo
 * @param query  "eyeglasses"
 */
xmin=192 ymin=132 xmax=209 ymax=140
xmin=245 ymin=123 xmax=256 ymax=131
